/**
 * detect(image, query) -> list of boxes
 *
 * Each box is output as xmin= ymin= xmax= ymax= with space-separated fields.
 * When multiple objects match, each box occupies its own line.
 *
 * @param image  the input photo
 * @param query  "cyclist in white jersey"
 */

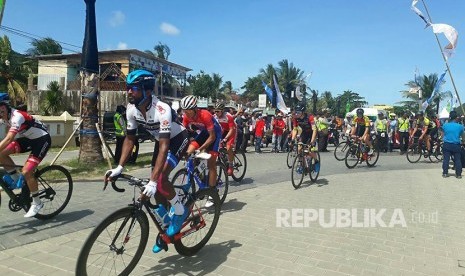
xmin=105 ymin=70 xmax=190 ymax=253
xmin=0 ymin=93 xmax=51 ymax=218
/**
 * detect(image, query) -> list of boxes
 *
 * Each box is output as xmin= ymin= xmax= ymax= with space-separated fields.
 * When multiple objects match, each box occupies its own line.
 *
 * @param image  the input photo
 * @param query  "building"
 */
xmin=35 ymin=49 xmax=192 ymax=98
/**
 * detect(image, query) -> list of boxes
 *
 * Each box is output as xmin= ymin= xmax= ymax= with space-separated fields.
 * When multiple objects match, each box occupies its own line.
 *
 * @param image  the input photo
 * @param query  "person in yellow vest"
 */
xmin=316 ymin=111 xmax=330 ymax=152
xmin=113 ymin=105 xmax=126 ymax=164
xmin=397 ymin=112 xmax=410 ymax=155
xmin=375 ymin=112 xmax=389 ymax=152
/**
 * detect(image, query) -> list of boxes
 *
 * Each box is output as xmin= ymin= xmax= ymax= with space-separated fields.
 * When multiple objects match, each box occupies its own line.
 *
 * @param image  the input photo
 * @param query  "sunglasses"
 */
xmin=214 ymin=110 xmax=222 ymax=113
xmin=126 ymin=85 xmax=140 ymax=91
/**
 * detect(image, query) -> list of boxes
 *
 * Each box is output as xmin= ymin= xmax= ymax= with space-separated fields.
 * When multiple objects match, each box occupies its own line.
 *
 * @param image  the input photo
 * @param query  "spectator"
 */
xmin=254 ymin=114 xmax=266 ymax=153
xmin=235 ymin=109 xmax=245 ymax=152
xmin=388 ymin=113 xmax=397 ymax=152
xmin=272 ymin=113 xmax=286 ymax=152
xmin=441 ymin=111 xmax=464 ymax=178
xmin=398 ymin=112 xmax=410 ymax=155
xmin=113 ymin=105 xmax=126 ymax=164
xmin=316 ymin=112 xmax=330 ymax=152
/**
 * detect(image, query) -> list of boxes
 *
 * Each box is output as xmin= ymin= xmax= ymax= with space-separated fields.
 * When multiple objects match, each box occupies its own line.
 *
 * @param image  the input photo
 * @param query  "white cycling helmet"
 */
xmin=180 ymin=95 xmax=198 ymax=109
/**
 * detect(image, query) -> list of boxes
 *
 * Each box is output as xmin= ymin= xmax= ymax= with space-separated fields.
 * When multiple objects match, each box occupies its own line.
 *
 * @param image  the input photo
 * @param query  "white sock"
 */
xmin=169 ymin=194 xmax=184 ymax=215
xmin=31 ymin=192 xmax=41 ymax=205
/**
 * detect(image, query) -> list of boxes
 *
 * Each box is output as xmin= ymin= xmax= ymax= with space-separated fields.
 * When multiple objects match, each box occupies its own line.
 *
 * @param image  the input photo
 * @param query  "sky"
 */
xmin=2 ymin=0 xmax=465 ymax=108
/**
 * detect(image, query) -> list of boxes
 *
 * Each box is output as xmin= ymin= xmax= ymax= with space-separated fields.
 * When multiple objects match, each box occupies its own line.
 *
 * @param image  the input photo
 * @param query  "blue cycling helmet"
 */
xmin=126 ymin=70 xmax=156 ymax=106
xmin=0 ymin=92 xmax=9 ymax=104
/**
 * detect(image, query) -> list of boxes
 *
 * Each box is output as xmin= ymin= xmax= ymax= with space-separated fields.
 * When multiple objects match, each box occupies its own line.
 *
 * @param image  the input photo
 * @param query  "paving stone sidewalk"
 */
xmin=1 ymin=167 xmax=465 ymax=276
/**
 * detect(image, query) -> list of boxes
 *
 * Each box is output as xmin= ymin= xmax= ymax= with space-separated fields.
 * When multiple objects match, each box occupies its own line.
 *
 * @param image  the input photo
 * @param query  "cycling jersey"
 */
xmin=6 ymin=109 xmax=48 ymax=139
xmin=182 ymin=109 xmax=222 ymax=153
xmin=354 ymin=115 xmax=370 ymax=137
xmin=126 ymin=96 xmax=185 ymax=139
xmin=215 ymin=112 xmax=236 ymax=134
xmin=416 ymin=117 xmax=436 ymax=130
xmin=292 ymin=113 xmax=316 ymax=144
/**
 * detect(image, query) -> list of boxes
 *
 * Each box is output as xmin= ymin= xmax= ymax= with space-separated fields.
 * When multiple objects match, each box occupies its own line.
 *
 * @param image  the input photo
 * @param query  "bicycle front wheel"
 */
xmin=366 ymin=146 xmax=380 ymax=167
xmin=334 ymin=141 xmax=348 ymax=161
xmin=286 ymin=146 xmax=297 ymax=168
xmin=34 ymin=165 xmax=73 ymax=220
xmin=406 ymin=144 xmax=422 ymax=163
xmin=345 ymin=144 xmax=360 ymax=169
xmin=174 ymin=188 xmax=221 ymax=256
xmin=309 ymin=152 xmax=321 ymax=182
xmin=76 ymin=206 xmax=149 ymax=276
xmin=231 ymin=150 xmax=247 ymax=182
xmin=213 ymin=163 xmax=229 ymax=205
xmin=291 ymin=155 xmax=305 ymax=189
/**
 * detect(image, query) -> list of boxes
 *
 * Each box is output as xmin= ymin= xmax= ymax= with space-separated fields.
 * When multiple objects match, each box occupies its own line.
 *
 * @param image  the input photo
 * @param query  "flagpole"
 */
xmin=421 ymin=0 xmax=464 ymax=115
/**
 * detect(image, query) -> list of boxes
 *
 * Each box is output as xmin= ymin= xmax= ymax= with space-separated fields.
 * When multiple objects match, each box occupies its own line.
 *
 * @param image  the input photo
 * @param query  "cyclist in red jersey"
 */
xmin=180 ymin=96 xmax=222 ymax=207
xmin=213 ymin=102 xmax=237 ymax=176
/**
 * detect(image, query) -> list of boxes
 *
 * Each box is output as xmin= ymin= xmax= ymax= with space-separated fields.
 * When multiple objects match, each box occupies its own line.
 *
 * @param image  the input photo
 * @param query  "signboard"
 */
xmin=258 ymin=94 xmax=267 ymax=108
xmin=197 ymin=98 xmax=208 ymax=108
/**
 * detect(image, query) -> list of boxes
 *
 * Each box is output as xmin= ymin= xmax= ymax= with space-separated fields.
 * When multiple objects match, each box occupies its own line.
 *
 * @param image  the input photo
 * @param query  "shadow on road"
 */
xmin=0 ymin=209 xmax=94 ymax=235
xmin=220 ymin=198 xmax=247 ymax=213
xmin=231 ymin=177 xmax=253 ymax=186
xmin=144 ymin=240 xmax=242 ymax=276
xmin=298 ymin=178 xmax=329 ymax=189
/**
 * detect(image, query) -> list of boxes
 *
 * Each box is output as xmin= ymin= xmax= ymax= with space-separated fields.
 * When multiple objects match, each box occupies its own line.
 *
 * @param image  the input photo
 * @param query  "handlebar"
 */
xmin=104 ymin=173 xmax=148 ymax=193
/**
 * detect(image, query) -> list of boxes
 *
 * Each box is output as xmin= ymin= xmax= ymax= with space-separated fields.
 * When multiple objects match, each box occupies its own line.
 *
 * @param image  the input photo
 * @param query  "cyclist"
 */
xmin=343 ymin=113 xmax=353 ymax=136
xmin=411 ymin=111 xmax=436 ymax=155
xmin=213 ymin=102 xmax=237 ymax=176
xmin=105 ymin=70 xmax=190 ymax=246
xmin=351 ymin=108 xmax=373 ymax=155
xmin=0 ymin=93 xmax=51 ymax=218
xmin=291 ymin=104 xmax=319 ymax=171
xmin=180 ymin=95 xmax=222 ymax=207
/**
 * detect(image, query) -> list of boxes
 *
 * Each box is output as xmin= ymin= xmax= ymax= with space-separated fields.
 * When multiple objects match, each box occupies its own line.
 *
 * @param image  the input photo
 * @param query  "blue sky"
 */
xmin=2 ymin=0 xmax=464 ymax=108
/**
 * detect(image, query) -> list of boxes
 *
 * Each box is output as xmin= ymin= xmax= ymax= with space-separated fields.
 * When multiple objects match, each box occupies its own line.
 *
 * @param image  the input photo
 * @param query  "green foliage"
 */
xmin=0 ymin=35 xmax=28 ymax=105
xmin=187 ymin=71 xmax=223 ymax=100
xmin=26 ymin=37 xmax=62 ymax=56
xmin=400 ymin=73 xmax=447 ymax=114
xmin=41 ymin=81 xmax=63 ymax=115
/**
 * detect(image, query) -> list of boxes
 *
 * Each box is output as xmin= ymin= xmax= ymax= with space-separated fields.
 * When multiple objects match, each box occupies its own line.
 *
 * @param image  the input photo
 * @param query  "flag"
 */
xmin=273 ymin=74 xmax=289 ymax=115
xmin=261 ymin=80 xmax=273 ymax=102
xmin=295 ymin=85 xmax=303 ymax=101
xmin=411 ymin=0 xmax=430 ymax=27
xmin=430 ymin=23 xmax=458 ymax=59
xmin=422 ymin=70 xmax=447 ymax=110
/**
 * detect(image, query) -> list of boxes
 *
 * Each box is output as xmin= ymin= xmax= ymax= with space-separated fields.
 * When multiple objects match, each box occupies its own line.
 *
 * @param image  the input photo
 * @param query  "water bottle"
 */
xmin=153 ymin=204 xmax=170 ymax=230
xmin=198 ymin=159 xmax=208 ymax=181
xmin=15 ymin=174 xmax=25 ymax=189
xmin=2 ymin=174 xmax=15 ymax=189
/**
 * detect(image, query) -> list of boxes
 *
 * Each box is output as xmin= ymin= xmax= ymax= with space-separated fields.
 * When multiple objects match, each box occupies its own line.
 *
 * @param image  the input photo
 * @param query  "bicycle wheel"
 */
xmin=231 ymin=150 xmax=247 ymax=182
xmin=345 ymin=144 xmax=360 ymax=169
xmin=334 ymin=141 xmax=349 ymax=161
xmin=291 ymin=155 xmax=304 ymax=189
xmin=309 ymin=152 xmax=321 ymax=182
xmin=174 ymin=188 xmax=221 ymax=256
xmin=286 ymin=146 xmax=297 ymax=168
xmin=406 ymin=143 xmax=422 ymax=163
xmin=76 ymin=206 xmax=149 ymax=276
xmin=434 ymin=142 xmax=443 ymax=161
xmin=366 ymin=145 xmax=380 ymax=167
xmin=213 ymin=163 xmax=229 ymax=205
xmin=33 ymin=165 xmax=73 ymax=220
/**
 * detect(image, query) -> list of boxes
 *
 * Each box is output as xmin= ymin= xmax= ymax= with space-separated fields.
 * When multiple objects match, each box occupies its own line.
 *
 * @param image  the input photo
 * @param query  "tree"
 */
xmin=187 ymin=71 xmax=223 ymax=100
xmin=276 ymin=59 xmax=304 ymax=104
xmin=400 ymin=73 xmax=447 ymax=115
xmin=41 ymin=81 xmax=63 ymax=115
xmin=338 ymin=90 xmax=368 ymax=113
xmin=0 ymin=35 xmax=28 ymax=105
xmin=26 ymin=37 xmax=63 ymax=57
xmin=241 ymin=75 xmax=263 ymax=103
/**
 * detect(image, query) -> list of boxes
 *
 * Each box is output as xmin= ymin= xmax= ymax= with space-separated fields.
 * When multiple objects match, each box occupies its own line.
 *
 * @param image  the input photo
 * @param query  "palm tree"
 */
xmin=212 ymin=73 xmax=222 ymax=100
xmin=276 ymin=59 xmax=304 ymax=103
xmin=259 ymin=64 xmax=276 ymax=85
xmin=41 ymin=81 xmax=63 ymax=115
xmin=401 ymin=73 xmax=446 ymax=114
xmin=0 ymin=35 xmax=28 ymax=105
xmin=26 ymin=37 xmax=63 ymax=57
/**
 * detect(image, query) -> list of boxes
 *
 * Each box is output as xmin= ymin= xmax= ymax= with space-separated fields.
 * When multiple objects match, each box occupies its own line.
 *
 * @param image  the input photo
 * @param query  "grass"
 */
xmin=42 ymin=153 xmax=153 ymax=180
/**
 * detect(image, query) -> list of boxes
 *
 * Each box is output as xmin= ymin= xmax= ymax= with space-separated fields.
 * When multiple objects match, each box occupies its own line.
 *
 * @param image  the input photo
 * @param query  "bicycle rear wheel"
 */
xmin=291 ymin=155 xmax=304 ymax=189
xmin=231 ymin=150 xmax=247 ymax=182
xmin=76 ymin=206 xmax=149 ymax=276
xmin=174 ymin=188 xmax=221 ymax=256
xmin=309 ymin=152 xmax=321 ymax=182
xmin=34 ymin=165 xmax=73 ymax=220
xmin=334 ymin=141 xmax=348 ymax=161
xmin=345 ymin=144 xmax=360 ymax=169
xmin=366 ymin=146 xmax=380 ymax=167
xmin=406 ymin=144 xmax=422 ymax=163
xmin=213 ymin=163 xmax=229 ymax=205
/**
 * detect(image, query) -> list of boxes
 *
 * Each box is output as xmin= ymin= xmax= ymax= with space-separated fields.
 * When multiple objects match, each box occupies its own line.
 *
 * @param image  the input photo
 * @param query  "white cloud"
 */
xmin=117 ymin=42 xmax=128 ymax=50
xmin=160 ymin=22 xmax=180 ymax=36
xmin=109 ymin=11 xmax=125 ymax=27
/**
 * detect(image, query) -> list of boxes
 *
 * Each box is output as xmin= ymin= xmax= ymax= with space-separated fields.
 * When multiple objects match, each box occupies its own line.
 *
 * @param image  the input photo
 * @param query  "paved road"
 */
xmin=1 ymin=144 xmax=463 ymax=275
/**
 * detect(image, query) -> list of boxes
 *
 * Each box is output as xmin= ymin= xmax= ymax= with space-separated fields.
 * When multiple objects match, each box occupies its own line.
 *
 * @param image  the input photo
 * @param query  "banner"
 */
xmin=411 ymin=0 xmax=430 ymax=27
xmin=430 ymin=23 xmax=458 ymax=59
xmin=273 ymin=74 xmax=289 ymax=115
xmin=258 ymin=94 xmax=267 ymax=108
xmin=421 ymin=70 xmax=447 ymax=111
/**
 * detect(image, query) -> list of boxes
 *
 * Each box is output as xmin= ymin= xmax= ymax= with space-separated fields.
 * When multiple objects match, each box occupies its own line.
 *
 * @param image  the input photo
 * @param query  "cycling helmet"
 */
xmin=180 ymin=95 xmax=198 ymax=109
xmin=295 ymin=104 xmax=306 ymax=113
xmin=356 ymin=108 xmax=364 ymax=115
xmin=126 ymin=69 xmax=156 ymax=90
xmin=0 ymin=92 xmax=10 ymax=105
xmin=215 ymin=102 xmax=225 ymax=110
xmin=346 ymin=113 xmax=353 ymax=118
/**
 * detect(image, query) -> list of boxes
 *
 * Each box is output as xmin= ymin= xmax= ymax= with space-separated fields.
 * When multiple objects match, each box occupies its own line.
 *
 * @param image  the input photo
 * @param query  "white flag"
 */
xmin=295 ymin=86 xmax=303 ymax=101
xmin=431 ymin=23 xmax=458 ymax=59
xmin=273 ymin=74 xmax=288 ymax=115
xmin=411 ymin=0 xmax=430 ymax=26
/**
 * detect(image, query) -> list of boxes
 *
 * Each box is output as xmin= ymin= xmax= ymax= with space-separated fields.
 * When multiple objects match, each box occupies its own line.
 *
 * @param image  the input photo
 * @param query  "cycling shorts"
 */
xmin=356 ymin=126 xmax=366 ymax=137
xmin=191 ymin=129 xmax=221 ymax=156
xmin=6 ymin=135 xmax=51 ymax=162
xmin=221 ymin=131 xmax=237 ymax=148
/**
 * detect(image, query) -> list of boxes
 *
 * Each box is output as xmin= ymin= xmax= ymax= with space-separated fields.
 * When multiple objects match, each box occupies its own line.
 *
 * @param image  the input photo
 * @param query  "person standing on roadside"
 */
xmin=113 ymin=105 xmax=127 ymax=164
xmin=441 ymin=111 xmax=464 ymax=179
